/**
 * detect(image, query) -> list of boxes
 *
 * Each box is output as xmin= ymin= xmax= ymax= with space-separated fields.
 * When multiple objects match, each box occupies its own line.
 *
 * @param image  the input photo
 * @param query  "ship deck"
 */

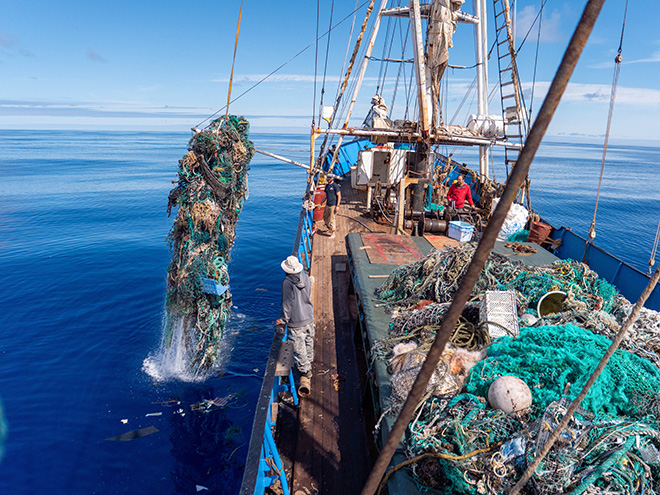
xmin=276 ymin=178 xmax=560 ymax=494
xmin=276 ymin=180 xmax=389 ymax=495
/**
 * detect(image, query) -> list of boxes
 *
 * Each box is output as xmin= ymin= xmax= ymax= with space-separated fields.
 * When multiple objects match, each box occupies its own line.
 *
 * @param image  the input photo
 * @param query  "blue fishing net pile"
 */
xmin=165 ymin=116 xmax=253 ymax=372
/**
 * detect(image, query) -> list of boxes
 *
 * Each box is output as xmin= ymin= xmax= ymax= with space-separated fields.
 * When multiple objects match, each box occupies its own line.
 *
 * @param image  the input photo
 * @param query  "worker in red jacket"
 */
xmin=447 ymin=174 xmax=474 ymax=209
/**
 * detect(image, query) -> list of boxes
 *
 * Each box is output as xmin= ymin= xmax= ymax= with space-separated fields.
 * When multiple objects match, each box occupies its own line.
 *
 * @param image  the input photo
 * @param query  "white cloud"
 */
xmin=625 ymin=50 xmax=660 ymax=65
xmin=213 ymin=73 xmax=342 ymax=84
xmin=589 ymin=50 xmax=660 ymax=69
xmin=516 ymin=6 xmax=564 ymax=43
xmin=523 ymin=81 xmax=660 ymax=106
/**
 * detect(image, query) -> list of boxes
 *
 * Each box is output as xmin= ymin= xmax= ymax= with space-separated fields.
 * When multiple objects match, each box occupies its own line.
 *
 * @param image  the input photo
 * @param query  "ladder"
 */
xmin=492 ymin=0 xmax=529 ymax=174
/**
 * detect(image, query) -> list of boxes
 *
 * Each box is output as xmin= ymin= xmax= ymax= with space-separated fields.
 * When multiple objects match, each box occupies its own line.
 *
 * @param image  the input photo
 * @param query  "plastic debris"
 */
xmin=190 ymin=393 xmax=238 ymax=413
xmin=104 ymin=426 xmax=159 ymax=442
xmin=151 ymin=399 xmax=181 ymax=407
xmin=145 ymin=412 xmax=162 ymax=417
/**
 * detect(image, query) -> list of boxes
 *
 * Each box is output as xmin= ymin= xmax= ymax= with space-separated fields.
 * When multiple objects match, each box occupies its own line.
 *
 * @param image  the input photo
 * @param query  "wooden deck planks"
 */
xmin=290 ymin=183 xmax=385 ymax=495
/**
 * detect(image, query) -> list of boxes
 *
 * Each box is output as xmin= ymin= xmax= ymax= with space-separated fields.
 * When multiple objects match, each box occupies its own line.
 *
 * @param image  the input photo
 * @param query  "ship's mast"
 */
xmin=410 ymin=0 xmax=432 ymax=134
xmin=409 ymin=0 xmax=433 ymax=213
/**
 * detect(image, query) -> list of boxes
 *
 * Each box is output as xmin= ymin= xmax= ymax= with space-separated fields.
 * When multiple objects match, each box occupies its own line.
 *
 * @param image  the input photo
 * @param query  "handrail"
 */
xmin=240 ymin=192 xmax=316 ymax=494
xmin=239 ymin=329 xmax=283 ymax=494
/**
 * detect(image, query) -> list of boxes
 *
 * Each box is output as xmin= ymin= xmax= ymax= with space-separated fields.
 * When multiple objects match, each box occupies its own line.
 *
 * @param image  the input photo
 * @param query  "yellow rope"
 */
xmin=225 ymin=0 xmax=244 ymax=117
xmin=376 ymin=443 xmax=502 ymax=494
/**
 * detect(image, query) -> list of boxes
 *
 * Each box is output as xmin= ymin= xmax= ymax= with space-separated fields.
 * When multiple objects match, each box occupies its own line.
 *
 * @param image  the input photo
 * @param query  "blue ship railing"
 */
xmin=240 ymin=198 xmax=314 ymax=495
xmin=239 ymin=327 xmax=298 ymax=494
xmin=552 ymin=227 xmax=660 ymax=310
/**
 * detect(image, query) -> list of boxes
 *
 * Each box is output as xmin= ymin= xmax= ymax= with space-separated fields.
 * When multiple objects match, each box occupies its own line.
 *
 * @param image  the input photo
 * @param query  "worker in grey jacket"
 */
xmin=276 ymin=255 xmax=315 ymax=396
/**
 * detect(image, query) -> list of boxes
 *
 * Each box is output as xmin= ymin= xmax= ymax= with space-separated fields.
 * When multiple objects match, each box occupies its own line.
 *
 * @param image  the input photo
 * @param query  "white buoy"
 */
xmin=488 ymin=376 xmax=533 ymax=413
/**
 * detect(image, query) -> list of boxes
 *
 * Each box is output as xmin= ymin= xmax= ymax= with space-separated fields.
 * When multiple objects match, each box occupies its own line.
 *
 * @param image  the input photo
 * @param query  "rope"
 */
xmin=375 ymin=443 xmax=503 ymax=495
xmin=583 ymin=0 xmax=629 ymax=261
xmin=225 ymin=0 xmax=243 ymax=117
xmin=649 ymin=218 xmax=660 ymax=275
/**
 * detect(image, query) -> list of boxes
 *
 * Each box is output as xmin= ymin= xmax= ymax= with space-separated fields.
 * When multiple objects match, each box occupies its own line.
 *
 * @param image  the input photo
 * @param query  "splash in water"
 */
xmin=143 ymin=312 xmax=243 ymax=382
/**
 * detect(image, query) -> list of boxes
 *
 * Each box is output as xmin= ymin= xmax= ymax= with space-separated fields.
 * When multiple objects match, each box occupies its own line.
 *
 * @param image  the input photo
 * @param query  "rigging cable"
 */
xmin=375 ymin=6 xmax=395 ymax=93
xmin=390 ymin=16 xmax=411 ymax=116
xmin=195 ymin=0 xmax=371 ymax=129
xmin=515 ymin=0 xmax=549 ymax=55
xmin=528 ymin=0 xmax=543 ymax=122
xmin=318 ymin=0 xmax=336 ymax=125
xmin=583 ymin=0 xmax=629 ymax=262
xmin=320 ymin=0 xmax=360 ymax=159
xmin=225 ymin=0 xmax=244 ymax=117
xmin=312 ymin=0 xmax=320 ymax=128
xmin=649 ymin=219 xmax=660 ymax=275
xmin=319 ymin=0 xmax=377 ymax=167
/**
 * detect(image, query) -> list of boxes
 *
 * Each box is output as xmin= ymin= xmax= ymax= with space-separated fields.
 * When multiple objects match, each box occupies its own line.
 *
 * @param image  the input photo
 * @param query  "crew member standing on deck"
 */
xmin=447 ymin=174 xmax=474 ymax=210
xmin=276 ymin=255 xmax=315 ymax=397
xmin=323 ymin=175 xmax=341 ymax=238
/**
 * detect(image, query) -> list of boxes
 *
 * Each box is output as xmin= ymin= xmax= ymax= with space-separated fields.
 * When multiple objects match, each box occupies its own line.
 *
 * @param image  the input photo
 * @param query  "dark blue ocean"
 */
xmin=0 ymin=130 xmax=658 ymax=494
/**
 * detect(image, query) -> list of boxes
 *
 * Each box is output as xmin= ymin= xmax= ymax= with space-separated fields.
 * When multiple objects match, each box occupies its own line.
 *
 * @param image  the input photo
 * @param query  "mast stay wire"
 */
xmin=195 ymin=0 xmax=371 ymax=129
xmin=322 ymin=0 xmax=361 ymax=157
xmin=318 ymin=0 xmax=336 ymax=125
xmin=375 ymin=5 xmax=396 ymax=94
xmin=584 ymin=0 xmax=629 ymax=260
xmin=312 ymin=0 xmax=320 ymax=128
xmin=318 ymin=0 xmax=378 ymax=168
xmin=515 ymin=0 xmax=549 ymax=54
xmin=528 ymin=0 xmax=543 ymax=122
xmin=390 ymin=16 xmax=411 ymax=116
xmin=650 ymin=219 xmax=660 ymax=275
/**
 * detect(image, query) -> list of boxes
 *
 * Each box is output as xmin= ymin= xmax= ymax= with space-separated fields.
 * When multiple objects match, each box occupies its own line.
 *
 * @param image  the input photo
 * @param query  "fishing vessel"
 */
xmin=235 ymin=1 xmax=660 ymax=493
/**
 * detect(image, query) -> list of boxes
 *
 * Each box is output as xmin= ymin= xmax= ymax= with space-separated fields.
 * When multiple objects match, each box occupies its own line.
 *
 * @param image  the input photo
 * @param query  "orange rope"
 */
xmin=226 ymin=0 xmax=243 ymax=117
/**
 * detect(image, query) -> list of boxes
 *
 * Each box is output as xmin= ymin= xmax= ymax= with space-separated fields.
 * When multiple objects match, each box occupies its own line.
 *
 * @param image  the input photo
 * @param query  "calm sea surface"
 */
xmin=0 ymin=130 xmax=658 ymax=494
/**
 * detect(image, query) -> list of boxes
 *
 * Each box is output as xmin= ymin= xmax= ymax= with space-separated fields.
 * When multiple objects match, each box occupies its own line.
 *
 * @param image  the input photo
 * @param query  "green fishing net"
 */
xmin=165 ymin=115 xmax=254 ymax=372
xmin=465 ymin=324 xmax=660 ymax=418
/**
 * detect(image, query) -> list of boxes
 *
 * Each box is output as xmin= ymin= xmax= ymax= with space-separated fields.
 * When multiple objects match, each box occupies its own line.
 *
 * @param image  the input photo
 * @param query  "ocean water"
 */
xmin=0 ymin=130 xmax=658 ymax=494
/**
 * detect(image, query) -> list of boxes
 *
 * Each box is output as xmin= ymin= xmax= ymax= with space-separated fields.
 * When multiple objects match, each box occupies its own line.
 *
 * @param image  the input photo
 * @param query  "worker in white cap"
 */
xmin=276 ymin=255 xmax=315 ymax=397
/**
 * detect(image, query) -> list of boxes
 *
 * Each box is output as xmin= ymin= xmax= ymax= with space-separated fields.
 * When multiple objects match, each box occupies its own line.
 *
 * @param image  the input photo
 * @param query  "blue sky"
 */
xmin=1 ymin=0 xmax=658 ymax=140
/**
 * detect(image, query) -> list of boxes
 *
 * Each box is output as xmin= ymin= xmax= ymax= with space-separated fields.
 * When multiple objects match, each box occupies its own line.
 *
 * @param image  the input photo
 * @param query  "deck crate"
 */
xmin=448 ymin=220 xmax=475 ymax=243
xmin=479 ymin=290 xmax=519 ymax=339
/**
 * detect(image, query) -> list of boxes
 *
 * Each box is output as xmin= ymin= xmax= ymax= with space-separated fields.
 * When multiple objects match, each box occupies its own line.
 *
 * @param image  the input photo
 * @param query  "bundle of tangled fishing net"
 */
xmin=377 ymin=244 xmax=619 ymax=313
xmin=165 ymin=116 xmax=253 ymax=373
xmin=373 ymin=244 xmax=660 ymax=493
